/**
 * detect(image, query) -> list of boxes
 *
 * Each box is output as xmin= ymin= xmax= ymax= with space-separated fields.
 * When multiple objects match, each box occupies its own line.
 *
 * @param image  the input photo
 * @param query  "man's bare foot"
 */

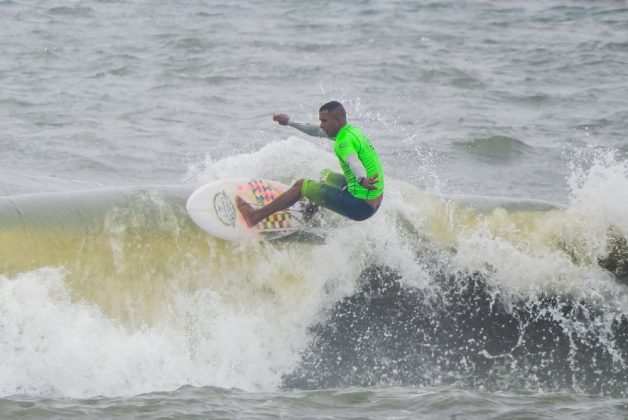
xmin=235 ymin=196 xmax=257 ymax=227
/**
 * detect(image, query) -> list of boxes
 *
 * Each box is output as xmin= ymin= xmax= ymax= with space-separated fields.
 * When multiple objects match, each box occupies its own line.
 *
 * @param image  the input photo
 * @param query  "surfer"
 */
xmin=236 ymin=101 xmax=384 ymax=227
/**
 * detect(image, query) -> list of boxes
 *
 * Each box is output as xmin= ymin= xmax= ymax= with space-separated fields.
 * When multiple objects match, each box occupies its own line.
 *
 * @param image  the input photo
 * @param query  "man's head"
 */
xmin=319 ymin=101 xmax=346 ymax=138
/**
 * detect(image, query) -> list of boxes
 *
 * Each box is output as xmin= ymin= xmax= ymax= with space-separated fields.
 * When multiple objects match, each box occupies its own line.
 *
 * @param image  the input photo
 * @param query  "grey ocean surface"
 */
xmin=1 ymin=1 xmax=628 ymax=419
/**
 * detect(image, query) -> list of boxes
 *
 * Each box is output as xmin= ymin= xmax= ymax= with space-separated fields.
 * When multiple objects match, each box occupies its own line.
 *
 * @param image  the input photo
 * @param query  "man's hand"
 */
xmin=272 ymin=114 xmax=290 ymax=125
xmin=360 ymin=173 xmax=380 ymax=190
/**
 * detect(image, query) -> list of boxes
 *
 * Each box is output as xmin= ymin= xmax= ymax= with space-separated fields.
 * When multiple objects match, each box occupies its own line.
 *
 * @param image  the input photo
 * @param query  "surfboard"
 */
xmin=186 ymin=179 xmax=307 ymax=241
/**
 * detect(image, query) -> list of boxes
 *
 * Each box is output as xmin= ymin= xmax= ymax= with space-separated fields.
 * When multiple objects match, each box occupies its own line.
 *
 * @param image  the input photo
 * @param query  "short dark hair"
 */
xmin=318 ymin=101 xmax=347 ymax=120
xmin=319 ymin=101 xmax=345 ymax=117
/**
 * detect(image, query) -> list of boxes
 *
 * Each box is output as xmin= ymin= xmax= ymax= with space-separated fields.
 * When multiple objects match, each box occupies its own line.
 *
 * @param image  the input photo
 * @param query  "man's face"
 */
xmin=319 ymin=110 xmax=342 ymax=137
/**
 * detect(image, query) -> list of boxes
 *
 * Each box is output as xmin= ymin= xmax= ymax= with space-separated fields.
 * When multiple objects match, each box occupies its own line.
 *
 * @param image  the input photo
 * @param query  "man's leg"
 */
xmin=236 ymin=179 xmax=305 ymax=227
xmin=320 ymin=169 xmax=347 ymax=190
xmin=302 ymin=176 xmax=376 ymax=221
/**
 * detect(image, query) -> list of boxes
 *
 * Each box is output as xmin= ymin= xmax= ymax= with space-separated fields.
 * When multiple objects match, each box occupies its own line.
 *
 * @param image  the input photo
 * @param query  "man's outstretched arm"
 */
xmin=273 ymin=114 xmax=328 ymax=138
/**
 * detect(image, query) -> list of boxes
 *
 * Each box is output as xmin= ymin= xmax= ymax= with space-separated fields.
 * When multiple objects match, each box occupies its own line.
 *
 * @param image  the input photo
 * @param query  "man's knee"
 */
xmin=290 ymin=179 xmax=306 ymax=198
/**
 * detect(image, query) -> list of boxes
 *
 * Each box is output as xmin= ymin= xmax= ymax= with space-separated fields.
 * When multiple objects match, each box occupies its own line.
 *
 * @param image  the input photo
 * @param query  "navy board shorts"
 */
xmin=300 ymin=170 xmax=379 ymax=221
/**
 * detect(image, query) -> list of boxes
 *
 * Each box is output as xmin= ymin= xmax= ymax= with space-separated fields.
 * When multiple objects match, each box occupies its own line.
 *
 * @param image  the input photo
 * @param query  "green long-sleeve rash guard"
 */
xmin=287 ymin=121 xmax=384 ymax=199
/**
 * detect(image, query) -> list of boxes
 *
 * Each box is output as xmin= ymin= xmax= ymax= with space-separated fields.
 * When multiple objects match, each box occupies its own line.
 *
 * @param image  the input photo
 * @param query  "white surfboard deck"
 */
xmin=186 ymin=179 xmax=306 ymax=241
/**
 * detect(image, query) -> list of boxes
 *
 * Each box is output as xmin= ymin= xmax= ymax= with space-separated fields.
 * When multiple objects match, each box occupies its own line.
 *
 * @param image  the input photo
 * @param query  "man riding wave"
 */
xmin=236 ymin=101 xmax=384 ymax=226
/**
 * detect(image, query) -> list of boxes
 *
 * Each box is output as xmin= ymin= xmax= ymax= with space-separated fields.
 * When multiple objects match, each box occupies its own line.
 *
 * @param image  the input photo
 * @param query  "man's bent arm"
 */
xmin=345 ymin=154 xmax=367 ymax=179
xmin=287 ymin=121 xmax=328 ymax=138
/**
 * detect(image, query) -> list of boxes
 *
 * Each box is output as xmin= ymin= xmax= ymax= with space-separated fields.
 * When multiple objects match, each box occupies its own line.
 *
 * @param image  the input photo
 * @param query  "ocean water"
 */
xmin=1 ymin=0 xmax=628 ymax=418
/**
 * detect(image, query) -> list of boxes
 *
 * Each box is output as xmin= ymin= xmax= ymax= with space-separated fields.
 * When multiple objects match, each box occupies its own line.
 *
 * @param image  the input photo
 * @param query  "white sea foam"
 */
xmin=449 ymin=149 xmax=628 ymax=300
xmin=0 ymin=262 xmax=331 ymax=397
xmin=1 ymin=139 xmax=627 ymax=399
xmin=185 ymin=137 xmax=337 ymax=188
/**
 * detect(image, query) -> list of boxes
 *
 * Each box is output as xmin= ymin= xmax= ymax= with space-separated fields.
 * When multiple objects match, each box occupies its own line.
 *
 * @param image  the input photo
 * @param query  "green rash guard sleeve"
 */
xmin=333 ymin=124 xmax=384 ymax=199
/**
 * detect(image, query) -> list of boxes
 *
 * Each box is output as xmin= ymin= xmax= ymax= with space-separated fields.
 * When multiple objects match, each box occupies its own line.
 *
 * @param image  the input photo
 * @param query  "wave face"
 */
xmin=284 ymin=266 xmax=627 ymax=397
xmin=1 ymin=141 xmax=628 ymax=398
